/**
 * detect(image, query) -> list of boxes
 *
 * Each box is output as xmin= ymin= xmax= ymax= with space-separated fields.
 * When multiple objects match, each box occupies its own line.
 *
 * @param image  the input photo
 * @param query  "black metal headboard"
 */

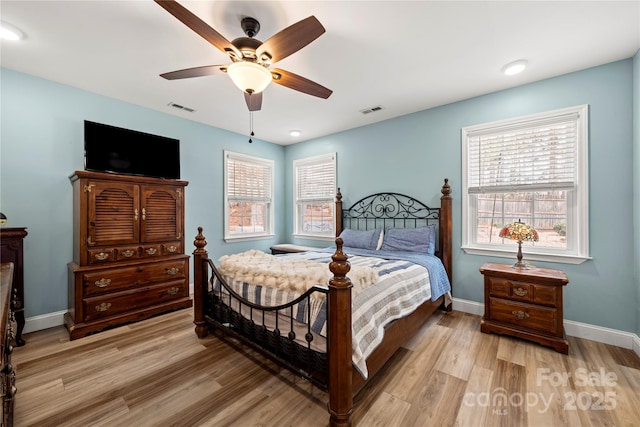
xmin=340 ymin=191 xmax=441 ymax=232
xmin=334 ymin=179 xmax=453 ymax=286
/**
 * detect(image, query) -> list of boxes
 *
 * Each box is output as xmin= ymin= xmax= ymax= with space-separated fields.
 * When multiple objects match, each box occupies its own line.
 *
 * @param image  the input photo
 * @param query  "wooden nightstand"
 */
xmin=480 ymin=262 xmax=569 ymax=354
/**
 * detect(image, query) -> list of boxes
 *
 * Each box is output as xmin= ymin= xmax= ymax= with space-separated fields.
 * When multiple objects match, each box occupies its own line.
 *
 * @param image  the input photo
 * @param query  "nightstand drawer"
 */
xmin=489 ymin=297 xmax=559 ymax=335
xmin=488 ymin=277 xmax=558 ymax=307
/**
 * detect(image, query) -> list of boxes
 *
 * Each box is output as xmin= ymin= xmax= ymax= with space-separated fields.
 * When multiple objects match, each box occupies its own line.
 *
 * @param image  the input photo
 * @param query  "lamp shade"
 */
xmin=0 ymin=212 xmax=6 ymax=226
xmin=499 ymin=220 xmax=539 ymax=242
xmin=227 ymin=62 xmax=272 ymax=94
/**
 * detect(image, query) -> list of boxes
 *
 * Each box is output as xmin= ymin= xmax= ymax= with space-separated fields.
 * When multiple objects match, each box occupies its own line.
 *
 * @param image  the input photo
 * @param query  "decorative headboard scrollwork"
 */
xmin=338 ymin=191 xmax=440 ymax=236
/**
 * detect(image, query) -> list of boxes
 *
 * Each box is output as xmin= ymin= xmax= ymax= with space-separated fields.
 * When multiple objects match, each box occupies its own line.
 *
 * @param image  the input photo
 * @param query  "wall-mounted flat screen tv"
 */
xmin=84 ymin=120 xmax=180 ymax=179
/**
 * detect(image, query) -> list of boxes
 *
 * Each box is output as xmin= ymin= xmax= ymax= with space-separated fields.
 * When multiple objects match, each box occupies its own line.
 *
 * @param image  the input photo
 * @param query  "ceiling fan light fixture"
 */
xmin=227 ymin=61 xmax=272 ymax=94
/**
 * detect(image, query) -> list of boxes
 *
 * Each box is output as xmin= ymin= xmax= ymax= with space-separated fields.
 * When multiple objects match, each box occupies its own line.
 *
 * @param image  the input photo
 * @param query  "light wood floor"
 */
xmin=12 ymin=308 xmax=640 ymax=426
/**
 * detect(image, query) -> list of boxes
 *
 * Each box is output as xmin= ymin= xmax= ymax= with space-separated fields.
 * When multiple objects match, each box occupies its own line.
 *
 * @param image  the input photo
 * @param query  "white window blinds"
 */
xmin=226 ymin=152 xmax=272 ymax=201
xmin=467 ymin=110 xmax=581 ymax=194
xmin=295 ymin=153 xmax=336 ymax=201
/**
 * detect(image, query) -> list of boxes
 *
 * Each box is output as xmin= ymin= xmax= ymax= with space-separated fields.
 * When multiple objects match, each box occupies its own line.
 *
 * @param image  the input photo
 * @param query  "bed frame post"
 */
xmin=335 ymin=188 xmax=343 ymax=237
xmin=327 ymin=237 xmax=353 ymax=427
xmin=193 ymin=227 xmax=209 ymax=338
xmin=439 ymin=178 xmax=453 ymax=285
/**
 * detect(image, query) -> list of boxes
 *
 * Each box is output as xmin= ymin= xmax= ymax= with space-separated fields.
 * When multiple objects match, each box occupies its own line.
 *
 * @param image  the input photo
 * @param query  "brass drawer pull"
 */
xmin=94 ymin=252 xmax=110 ymax=261
xmin=513 ymin=287 xmax=528 ymax=297
xmin=95 ymin=302 xmax=112 ymax=312
xmin=512 ymin=310 xmax=530 ymax=320
xmin=166 ymin=245 xmax=177 ymax=253
xmin=167 ymin=287 xmax=180 ymax=295
xmin=94 ymin=278 xmax=111 ymax=288
xmin=145 ymin=248 xmax=157 ymax=255
xmin=166 ymin=267 xmax=179 ymax=275
xmin=121 ymin=250 xmax=135 ymax=258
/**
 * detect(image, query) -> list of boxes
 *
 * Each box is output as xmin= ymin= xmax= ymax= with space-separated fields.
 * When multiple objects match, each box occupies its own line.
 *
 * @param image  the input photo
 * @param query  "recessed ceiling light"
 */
xmin=502 ymin=59 xmax=527 ymax=76
xmin=289 ymin=130 xmax=302 ymax=137
xmin=0 ymin=21 xmax=24 ymax=41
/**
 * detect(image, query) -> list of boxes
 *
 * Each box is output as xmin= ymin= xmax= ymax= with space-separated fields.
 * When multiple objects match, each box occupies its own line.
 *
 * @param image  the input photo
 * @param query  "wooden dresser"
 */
xmin=65 ymin=171 xmax=192 ymax=340
xmin=0 ymin=228 xmax=27 ymax=347
xmin=480 ymin=262 xmax=569 ymax=354
xmin=1 ymin=263 xmax=16 ymax=427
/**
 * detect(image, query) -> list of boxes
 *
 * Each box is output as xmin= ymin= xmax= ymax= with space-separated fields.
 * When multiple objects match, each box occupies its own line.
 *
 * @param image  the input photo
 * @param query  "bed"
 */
xmin=191 ymin=179 xmax=452 ymax=427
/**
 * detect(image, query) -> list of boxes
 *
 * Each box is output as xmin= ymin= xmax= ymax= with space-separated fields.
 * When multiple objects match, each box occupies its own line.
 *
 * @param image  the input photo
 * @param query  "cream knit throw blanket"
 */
xmin=218 ymin=250 xmax=379 ymax=296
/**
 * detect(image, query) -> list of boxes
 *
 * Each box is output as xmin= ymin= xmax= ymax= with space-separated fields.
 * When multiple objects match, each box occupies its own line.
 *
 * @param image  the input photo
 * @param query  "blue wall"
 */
xmin=0 ymin=68 xmax=285 ymax=318
xmin=286 ymin=59 xmax=636 ymax=333
xmin=1 ymin=58 xmax=637 ymax=335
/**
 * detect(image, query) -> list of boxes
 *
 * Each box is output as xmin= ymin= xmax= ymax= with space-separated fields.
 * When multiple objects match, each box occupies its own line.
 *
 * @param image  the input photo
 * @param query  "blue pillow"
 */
xmin=380 ymin=226 xmax=436 ymax=255
xmin=339 ymin=228 xmax=383 ymax=250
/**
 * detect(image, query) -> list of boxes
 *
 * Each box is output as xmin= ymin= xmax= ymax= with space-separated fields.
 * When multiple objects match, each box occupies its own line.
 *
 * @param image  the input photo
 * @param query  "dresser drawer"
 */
xmin=489 ymin=297 xmax=560 ymax=336
xmin=82 ymin=280 xmax=188 ymax=322
xmin=141 ymin=244 xmax=162 ymax=258
xmin=82 ymin=259 xmax=188 ymax=296
xmin=87 ymin=248 xmax=115 ymax=265
xmin=115 ymin=246 xmax=140 ymax=262
xmin=161 ymin=242 xmax=182 ymax=256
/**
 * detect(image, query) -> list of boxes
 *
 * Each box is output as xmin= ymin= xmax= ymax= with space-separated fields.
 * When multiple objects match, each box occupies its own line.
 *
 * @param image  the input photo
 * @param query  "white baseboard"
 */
xmin=23 ymin=310 xmax=66 ymax=334
xmin=23 ymin=296 xmax=640 ymax=361
xmin=452 ymin=297 xmax=484 ymax=316
xmin=452 ymin=297 xmax=640 ymax=358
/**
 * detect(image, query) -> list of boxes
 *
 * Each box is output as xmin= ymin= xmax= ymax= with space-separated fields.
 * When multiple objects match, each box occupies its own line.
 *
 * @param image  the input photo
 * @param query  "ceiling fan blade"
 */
xmin=244 ymin=92 xmax=263 ymax=111
xmin=154 ymin=0 xmax=241 ymax=59
xmin=160 ymin=65 xmax=226 ymax=80
xmin=271 ymin=68 xmax=332 ymax=99
xmin=257 ymin=16 xmax=325 ymax=64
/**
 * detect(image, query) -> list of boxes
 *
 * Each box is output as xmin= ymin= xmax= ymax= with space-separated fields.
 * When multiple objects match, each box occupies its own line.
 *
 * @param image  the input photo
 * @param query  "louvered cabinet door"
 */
xmin=139 ymin=185 xmax=183 ymax=243
xmin=87 ymin=181 xmax=140 ymax=246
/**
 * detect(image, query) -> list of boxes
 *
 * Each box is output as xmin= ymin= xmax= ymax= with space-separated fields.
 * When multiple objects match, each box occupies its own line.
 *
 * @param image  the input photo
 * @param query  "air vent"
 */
xmin=168 ymin=102 xmax=195 ymax=113
xmin=360 ymin=105 xmax=384 ymax=115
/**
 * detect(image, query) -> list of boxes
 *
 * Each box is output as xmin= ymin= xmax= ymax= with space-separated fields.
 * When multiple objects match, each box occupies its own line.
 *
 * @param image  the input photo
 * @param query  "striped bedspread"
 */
xmin=216 ymin=248 xmax=451 ymax=379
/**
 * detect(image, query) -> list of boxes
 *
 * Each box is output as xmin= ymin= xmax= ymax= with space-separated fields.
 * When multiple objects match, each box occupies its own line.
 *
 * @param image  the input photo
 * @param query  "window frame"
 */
xmin=293 ymin=152 xmax=337 ymax=241
xmin=224 ymin=150 xmax=275 ymax=242
xmin=461 ymin=105 xmax=591 ymax=264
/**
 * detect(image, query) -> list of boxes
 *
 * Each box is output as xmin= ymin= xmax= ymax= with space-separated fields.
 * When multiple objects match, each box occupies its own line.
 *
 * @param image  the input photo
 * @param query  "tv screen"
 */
xmin=84 ymin=120 xmax=180 ymax=179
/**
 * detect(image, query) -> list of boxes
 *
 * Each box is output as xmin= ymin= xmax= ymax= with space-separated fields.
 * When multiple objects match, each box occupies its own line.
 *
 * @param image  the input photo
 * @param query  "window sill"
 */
xmin=292 ymin=233 xmax=336 ymax=242
xmin=461 ymin=245 xmax=591 ymax=265
xmin=224 ymin=234 xmax=275 ymax=243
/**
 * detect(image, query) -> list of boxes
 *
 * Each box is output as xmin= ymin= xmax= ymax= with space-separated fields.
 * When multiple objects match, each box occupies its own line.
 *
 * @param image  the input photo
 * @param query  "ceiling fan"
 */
xmin=154 ymin=0 xmax=333 ymax=112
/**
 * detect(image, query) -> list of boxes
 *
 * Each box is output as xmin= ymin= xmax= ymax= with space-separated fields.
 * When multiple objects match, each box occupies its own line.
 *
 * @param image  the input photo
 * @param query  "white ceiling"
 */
xmin=1 ymin=1 xmax=639 ymax=145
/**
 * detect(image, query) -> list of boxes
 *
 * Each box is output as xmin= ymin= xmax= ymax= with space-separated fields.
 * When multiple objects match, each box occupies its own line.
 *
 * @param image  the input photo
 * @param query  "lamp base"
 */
xmin=512 ymin=240 xmax=533 ymax=269
xmin=511 ymin=260 xmax=532 ymax=269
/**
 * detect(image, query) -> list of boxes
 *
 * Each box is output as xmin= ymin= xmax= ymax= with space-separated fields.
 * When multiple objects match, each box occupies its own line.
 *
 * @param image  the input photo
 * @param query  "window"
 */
xmin=224 ymin=151 xmax=274 ymax=241
xmin=294 ymin=153 xmax=337 ymax=239
xmin=461 ymin=105 xmax=590 ymax=264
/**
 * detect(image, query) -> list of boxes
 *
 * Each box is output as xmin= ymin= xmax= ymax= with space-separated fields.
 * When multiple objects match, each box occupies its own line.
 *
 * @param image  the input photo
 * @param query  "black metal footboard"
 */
xmin=203 ymin=258 xmax=330 ymax=390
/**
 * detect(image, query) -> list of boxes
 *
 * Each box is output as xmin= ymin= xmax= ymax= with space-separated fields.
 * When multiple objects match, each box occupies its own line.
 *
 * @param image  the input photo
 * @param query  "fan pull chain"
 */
xmin=248 ymin=110 xmax=255 ymax=143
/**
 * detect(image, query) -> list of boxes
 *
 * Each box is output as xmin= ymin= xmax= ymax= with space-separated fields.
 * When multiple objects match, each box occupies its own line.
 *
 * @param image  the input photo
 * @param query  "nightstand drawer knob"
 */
xmin=513 ymin=287 xmax=528 ymax=297
xmin=512 ymin=310 xmax=530 ymax=320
